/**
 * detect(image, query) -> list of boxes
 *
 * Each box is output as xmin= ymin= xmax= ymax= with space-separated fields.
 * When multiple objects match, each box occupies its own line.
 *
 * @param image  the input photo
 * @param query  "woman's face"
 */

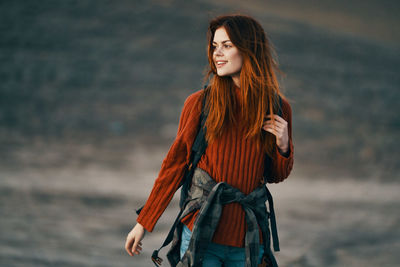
xmin=212 ymin=27 xmax=243 ymax=83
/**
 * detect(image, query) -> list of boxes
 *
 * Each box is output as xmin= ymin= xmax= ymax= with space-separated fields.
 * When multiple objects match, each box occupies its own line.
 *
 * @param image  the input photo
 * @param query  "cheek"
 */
xmin=231 ymin=52 xmax=243 ymax=68
xmin=238 ymin=55 xmax=243 ymax=68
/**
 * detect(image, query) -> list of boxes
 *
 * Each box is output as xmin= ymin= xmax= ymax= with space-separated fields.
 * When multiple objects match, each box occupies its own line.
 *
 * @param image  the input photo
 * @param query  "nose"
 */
xmin=213 ymin=46 xmax=223 ymax=56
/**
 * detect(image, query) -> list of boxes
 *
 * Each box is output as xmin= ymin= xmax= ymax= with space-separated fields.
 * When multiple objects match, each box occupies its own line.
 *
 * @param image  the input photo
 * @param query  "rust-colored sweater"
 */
xmin=137 ymin=87 xmax=294 ymax=248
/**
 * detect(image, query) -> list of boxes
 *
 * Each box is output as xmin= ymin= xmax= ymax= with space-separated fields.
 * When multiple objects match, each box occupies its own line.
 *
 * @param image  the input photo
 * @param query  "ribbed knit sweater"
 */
xmin=137 ymin=86 xmax=294 ymax=248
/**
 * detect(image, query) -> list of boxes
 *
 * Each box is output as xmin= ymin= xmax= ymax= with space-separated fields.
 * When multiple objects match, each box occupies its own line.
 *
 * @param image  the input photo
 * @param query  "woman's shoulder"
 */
xmin=182 ymin=88 xmax=205 ymax=113
xmin=185 ymin=88 xmax=204 ymax=104
xmin=176 ymin=88 xmax=205 ymax=133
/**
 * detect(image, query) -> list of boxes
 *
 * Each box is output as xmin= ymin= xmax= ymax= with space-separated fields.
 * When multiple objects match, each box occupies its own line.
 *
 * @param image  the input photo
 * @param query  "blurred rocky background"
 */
xmin=0 ymin=0 xmax=399 ymax=266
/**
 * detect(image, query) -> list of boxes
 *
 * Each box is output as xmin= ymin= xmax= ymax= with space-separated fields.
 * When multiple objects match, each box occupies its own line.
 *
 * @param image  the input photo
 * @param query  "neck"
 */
xmin=231 ymin=75 xmax=240 ymax=88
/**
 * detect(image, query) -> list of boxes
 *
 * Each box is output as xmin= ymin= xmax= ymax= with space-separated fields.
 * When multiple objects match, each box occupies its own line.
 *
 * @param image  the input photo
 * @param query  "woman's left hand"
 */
xmin=262 ymin=114 xmax=289 ymax=154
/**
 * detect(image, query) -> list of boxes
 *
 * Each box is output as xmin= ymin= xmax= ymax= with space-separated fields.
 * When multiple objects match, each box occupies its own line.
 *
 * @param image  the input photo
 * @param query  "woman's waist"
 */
xmin=181 ymin=202 xmax=246 ymax=227
xmin=180 ymin=203 xmax=250 ymax=247
xmin=195 ymin=163 xmax=264 ymax=194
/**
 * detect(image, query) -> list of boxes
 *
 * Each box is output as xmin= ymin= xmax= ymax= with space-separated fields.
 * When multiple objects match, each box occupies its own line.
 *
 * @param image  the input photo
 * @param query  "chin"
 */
xmin=217 ymin=71 xmax=229 ymax=77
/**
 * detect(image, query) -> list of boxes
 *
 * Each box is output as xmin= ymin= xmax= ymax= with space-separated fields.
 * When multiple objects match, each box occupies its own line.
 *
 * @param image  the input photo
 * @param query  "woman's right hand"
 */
xmin=125 ymin=223 xmax=146 ymax=256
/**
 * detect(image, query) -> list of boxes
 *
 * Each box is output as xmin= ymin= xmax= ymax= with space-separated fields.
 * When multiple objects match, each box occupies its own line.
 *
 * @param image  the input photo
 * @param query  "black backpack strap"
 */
xmin=150 ymin=85 xmax=209 ymax=266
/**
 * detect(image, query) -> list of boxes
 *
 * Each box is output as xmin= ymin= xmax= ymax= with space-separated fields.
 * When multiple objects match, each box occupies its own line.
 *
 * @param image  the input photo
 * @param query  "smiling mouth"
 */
xmin=216 ymin=61 xmax=227 ymax=68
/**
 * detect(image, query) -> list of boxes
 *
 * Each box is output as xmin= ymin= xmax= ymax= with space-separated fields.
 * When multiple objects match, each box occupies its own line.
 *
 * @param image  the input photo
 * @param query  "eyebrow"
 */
xmin=212 ymin=40 xmax=231 ymax=44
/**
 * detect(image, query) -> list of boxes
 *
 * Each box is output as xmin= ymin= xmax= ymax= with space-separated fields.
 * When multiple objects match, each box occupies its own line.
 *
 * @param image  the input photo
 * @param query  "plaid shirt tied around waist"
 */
xmin=171 ymin=167 xmax=279 ymax=267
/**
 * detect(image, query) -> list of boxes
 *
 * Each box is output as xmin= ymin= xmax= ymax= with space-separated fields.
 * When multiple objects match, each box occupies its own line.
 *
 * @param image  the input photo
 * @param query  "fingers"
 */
xmin=264 ymin=114 xmax=287 ymax=125
xmin=263 ymin=126 xmax=279 ymax=137
xmin=263 ymin=114 xmax=289 ymax=151
xmin=265 ymin=114 xmax=285 ymax=123
xmin=125 ymin=237 xmax=142 ymax=256
xmin=125 ymin=223 xmax=146 ymax=257
xmin=263 ymin=114 xmax=287 ymax=133
xmin=132 ymin=238 xmax=141 ymax=255
xmin=263 ymin=120 xmax=285 ymax=138
xmin=263 ymin=120 xmax=284 ymax=132
xmin=125 ymin=233 xmax=144 ymax=256
xmin=136 ymin=242 xmax=143 ymax=253
xmin=263 ymin=120 xmax=285 ymax=130
xmin=125 ymin=235 xmax=134 ymax=256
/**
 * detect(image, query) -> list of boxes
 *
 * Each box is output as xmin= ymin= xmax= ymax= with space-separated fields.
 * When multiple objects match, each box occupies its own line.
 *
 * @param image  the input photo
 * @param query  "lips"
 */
xmin=215 ymin=61 xmax=227 ymax=68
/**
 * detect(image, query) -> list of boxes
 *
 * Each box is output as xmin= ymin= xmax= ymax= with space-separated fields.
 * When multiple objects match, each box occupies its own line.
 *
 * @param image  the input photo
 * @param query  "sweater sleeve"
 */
xmin=268 ymin=98 xmax=294 ymax=183
xmin=136 ymin=90 xmax=203 ymax=232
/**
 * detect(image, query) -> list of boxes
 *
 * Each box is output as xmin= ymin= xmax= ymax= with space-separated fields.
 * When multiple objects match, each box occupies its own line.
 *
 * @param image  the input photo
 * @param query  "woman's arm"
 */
xmin=262 ymin=98 xmax=294 ymax=183
xmin=135 ymin=90 xmax=203 ymax=232
xmin=125 ymin=90 xmax=204 ymax=257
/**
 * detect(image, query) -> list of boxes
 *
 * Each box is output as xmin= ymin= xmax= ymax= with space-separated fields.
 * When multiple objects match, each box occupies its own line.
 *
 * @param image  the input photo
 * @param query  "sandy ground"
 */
xmin=1 ymin=147 xmax=399 ymax=267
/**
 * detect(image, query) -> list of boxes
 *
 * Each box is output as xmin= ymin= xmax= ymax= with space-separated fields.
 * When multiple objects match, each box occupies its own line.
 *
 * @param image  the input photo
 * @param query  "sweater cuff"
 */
xmin=277 ymin=146 xmax=290 ymax=158
xmin=275 ymin=138 xmax=293 ymax=161
xmin=136 ymin=212 xmax=155 ymax=233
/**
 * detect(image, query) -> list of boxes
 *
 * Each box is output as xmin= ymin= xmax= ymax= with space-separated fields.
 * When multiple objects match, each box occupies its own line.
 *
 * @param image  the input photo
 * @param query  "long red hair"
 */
xmin=202 ymin=14 xmax=286 ymax=157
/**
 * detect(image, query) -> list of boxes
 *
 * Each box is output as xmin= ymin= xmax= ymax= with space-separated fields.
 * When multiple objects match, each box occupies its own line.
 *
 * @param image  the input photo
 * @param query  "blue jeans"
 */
xmin=180 ymin=225 xmax=264 ymax=267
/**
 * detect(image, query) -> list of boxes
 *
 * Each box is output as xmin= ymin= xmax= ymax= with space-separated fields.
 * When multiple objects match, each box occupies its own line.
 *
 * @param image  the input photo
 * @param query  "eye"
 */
xmin=224 ymin=44 xmax=232 ymax=48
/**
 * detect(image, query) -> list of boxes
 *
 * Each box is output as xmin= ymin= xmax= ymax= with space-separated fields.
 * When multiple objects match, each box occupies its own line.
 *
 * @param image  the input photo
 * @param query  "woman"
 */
xmin=125 ymin=14 xmax=294 ymax=267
